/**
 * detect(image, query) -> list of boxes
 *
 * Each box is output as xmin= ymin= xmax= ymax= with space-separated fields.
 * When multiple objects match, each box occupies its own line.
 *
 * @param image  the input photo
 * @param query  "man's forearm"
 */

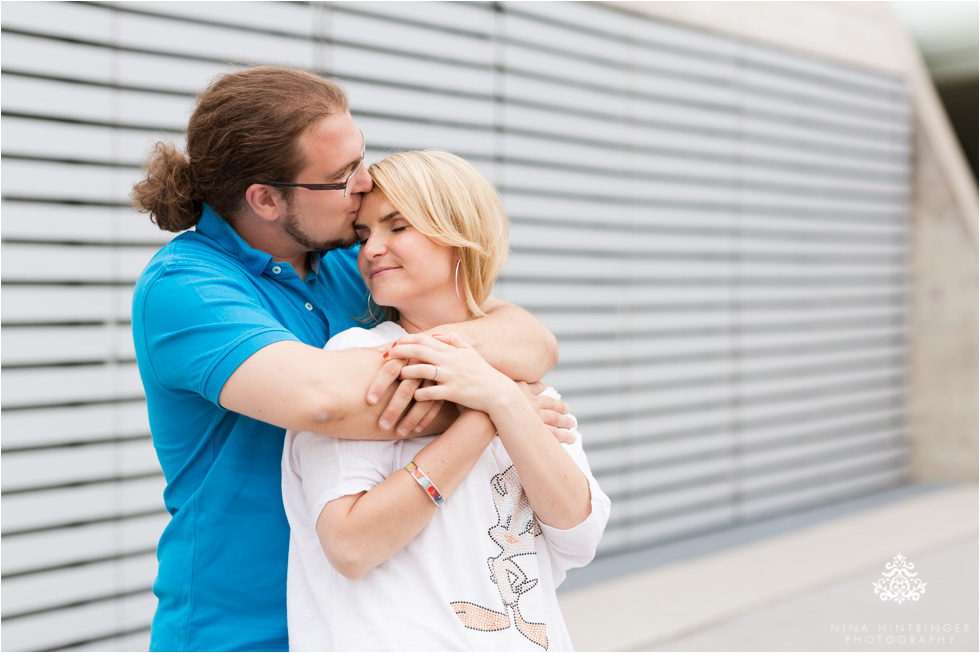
xmin=220 ymin=340 xmax=439 ymax=439
xmin=423 ymin=297 xmax=558 ymax=382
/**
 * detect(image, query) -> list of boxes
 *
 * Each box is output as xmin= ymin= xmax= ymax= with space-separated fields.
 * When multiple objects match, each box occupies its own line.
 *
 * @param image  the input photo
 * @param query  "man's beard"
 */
xmin=281 ymin=206 xmax=358 ymax=253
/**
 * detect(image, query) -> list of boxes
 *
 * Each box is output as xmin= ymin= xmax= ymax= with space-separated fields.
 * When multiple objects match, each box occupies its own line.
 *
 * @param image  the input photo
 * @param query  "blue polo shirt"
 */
xmin=132 ymin=205 xmax=369 ymax=651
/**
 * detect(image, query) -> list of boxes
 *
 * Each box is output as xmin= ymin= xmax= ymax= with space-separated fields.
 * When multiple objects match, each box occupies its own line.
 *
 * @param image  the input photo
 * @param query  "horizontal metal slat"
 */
xmin=1 ymin=402 xmax=149 ymax=451
xmin=2 ymin=553 xmax=156 ymax=620
xmin=0 ymin=200 xmax=171 ymax=245
xmin=1 ymin=285 xmax=135 ymax=325
xmin=504 ymin=195 xmax=907 ymax=234
xmin=509 ymin=2 xmax=905 ymax=100
xmin=2 ymin=324 xmax=135 ymax=367
xmin=601 ymin=503 xmax=737 ymax=554
xmin=1 ymin=512 xmax=165 ymax=576
xmin=1 ymin=74 xmax=192 ymax=131
xmin=0 ymin=590 xmax=155 ymax=653
xmin=2 ymin=158 xmax=138 ymax=205
xmin=1 ymin=362 xmax=145 ymax=410
xmin=1 ymin=475 xmax=165 ymax=535
xmin=2 ymin=240 xmax=161 ymax=284
xmin=112 ymin=0 xmax=322 ymax=36
xmin=738 ymin=469 xmax=908 ymax=523
xmin=2 ymin=438 xmax=158 ymax=493
xmin=741 ymin=427 xmax=904 ymax=472
xmin=70 ymin=626 xmax=152 ymax=653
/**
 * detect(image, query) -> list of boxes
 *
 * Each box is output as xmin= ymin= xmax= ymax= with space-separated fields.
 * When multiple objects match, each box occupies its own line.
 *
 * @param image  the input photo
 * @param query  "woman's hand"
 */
xmin=385 ymin=333 xmax=518 ymax=415
xmin=391 ymin=333 xmax=592 ymax=530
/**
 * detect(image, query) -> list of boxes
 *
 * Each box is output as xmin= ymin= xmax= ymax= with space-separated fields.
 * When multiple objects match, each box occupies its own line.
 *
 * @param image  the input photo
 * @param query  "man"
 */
xmin=131 ymin=66 xmax=565 ymax=651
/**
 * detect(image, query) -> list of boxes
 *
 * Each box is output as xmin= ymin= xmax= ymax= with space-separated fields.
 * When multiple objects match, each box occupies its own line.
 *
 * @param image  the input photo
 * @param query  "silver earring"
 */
xmin=454 ymin=260 xmax=464 ymax=304
xmin=365 ymin=289 xmax=384 ymax=323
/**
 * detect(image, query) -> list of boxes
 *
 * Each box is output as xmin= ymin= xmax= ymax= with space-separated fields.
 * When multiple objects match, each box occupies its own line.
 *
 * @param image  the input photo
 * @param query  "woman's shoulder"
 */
xmin=324 ymin=321 xmax=406 ymax=351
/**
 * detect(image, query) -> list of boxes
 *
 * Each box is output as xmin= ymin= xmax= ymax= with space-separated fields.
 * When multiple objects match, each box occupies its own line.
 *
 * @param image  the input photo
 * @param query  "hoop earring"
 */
xmin=365 ymin=289 xmax=385 ymax=323
xmin=454 ymin=260 xmax=464 ymax=304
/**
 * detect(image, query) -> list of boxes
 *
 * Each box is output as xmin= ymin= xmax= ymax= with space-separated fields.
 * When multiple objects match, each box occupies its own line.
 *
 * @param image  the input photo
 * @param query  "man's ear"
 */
xmin=244 ymin=183 xmax=285 ymax=223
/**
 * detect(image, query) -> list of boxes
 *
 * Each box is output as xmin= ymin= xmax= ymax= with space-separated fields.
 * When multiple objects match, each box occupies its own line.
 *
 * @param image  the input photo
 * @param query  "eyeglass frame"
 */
xmin=247 ymin=130 xmax=365 ymax=198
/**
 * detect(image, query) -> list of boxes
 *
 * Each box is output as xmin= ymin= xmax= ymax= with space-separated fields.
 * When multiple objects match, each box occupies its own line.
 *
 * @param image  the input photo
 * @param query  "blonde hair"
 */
xmin=367 ymin=151 xmax=510 ymax=318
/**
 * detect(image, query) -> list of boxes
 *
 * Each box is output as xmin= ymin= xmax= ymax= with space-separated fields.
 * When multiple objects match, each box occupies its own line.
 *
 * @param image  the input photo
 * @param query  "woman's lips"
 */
xmin=370 ymin=266 xmax=399 ymax=279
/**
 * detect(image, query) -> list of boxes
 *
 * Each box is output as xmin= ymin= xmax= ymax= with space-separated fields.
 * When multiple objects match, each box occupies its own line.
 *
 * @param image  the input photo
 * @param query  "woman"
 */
xmin=281 ymin=151 xmax=610 ymax=651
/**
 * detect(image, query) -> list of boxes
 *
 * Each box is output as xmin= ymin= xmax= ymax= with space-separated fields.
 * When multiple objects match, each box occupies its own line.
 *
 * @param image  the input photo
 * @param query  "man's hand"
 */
xmin=518 ymin=381 xmax=576 ymax=444
xmin=366 ymin=353 xmax=443 ymax=437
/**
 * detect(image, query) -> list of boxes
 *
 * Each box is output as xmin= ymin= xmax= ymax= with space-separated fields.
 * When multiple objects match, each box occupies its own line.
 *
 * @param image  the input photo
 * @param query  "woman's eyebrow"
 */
xmin=354 ymin=212 xmax=400 ymax=230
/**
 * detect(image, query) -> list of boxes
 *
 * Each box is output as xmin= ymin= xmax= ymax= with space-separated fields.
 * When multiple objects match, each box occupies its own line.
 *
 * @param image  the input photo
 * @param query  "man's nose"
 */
xmin=352 ymin=162 xmax=373 ymax=194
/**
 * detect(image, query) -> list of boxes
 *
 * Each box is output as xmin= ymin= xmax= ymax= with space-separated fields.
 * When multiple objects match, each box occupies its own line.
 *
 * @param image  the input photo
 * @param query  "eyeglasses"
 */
xmin=248 ymin=130 xmax=365 ymax=197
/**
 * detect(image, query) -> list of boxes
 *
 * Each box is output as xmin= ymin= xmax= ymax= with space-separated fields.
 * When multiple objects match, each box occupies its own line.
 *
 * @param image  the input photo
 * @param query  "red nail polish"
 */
xmin=382 ymin=351 xmax=389 ymax=359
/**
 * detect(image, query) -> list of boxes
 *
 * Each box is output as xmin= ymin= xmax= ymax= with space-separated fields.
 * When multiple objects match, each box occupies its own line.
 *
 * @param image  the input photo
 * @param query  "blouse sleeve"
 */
xmin=284 ymin=322 xmax=403 ymax=526
xmin=535 ymin=389 xmax=612 ymax=587
xmin=289 ymin=432 xmax=396 ymax=526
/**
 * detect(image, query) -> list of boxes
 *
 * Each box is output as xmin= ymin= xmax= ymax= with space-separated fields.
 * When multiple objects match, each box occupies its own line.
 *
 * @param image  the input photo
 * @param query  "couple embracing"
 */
xmin=132 ymin=66 xmax=610 ymax=652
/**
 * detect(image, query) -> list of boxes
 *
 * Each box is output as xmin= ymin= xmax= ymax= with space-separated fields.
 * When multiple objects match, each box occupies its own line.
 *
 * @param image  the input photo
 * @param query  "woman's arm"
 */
xmin=368 ymin=298 xmax=566 ymax=438
xmin=388 ymin=334 xmax=592 ymax=530
xmin=481 ymin=383 xmax=592 ymax=530
xmin=433 ymin=297 xmax=558 ymax=382
xmin=316 ymin=409 xmax=496 ymax=579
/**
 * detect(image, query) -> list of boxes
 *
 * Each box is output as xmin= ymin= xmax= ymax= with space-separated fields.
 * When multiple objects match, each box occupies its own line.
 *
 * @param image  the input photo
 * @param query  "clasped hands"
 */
xmin=366 ymin=332 xmax=575 ymax=443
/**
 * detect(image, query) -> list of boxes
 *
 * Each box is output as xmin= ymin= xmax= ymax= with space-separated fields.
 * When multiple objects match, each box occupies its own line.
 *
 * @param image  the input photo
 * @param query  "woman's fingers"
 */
xmin=385 ymin=343 xmax=442 ymax=365
xmin=400 ymin=363 xmax=443 ymax=383
xmin=392 ymin=332 xmax=457 ymax=352
xmin=414 ymin=383 xmax=452 ymax=403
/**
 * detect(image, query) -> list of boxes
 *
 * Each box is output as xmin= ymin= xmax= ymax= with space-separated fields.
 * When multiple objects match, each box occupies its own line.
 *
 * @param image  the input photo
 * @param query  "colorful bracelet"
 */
xmin=405 ymin=461 xmax=445 ymax=507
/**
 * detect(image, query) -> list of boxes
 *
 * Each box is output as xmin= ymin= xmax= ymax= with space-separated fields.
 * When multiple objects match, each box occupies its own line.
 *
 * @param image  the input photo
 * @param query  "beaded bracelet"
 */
xmin=405 ymin=461 xmax=446 ymax=507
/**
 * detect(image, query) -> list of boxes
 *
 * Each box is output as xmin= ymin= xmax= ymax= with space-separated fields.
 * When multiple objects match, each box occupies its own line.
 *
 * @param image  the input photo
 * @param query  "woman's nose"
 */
xmin=362 ymin=234 xmax=385 ymax=258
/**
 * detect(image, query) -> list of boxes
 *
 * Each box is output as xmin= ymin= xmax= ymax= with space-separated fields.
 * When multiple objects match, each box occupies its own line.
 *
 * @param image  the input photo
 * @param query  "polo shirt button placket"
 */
xmin=272 ymin=265 xmax=282 ymax=275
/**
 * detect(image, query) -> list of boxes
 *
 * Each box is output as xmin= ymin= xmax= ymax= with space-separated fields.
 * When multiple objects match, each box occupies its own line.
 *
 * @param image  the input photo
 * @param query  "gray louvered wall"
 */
xmin=1 ymin=2 xmax=912 ymax=650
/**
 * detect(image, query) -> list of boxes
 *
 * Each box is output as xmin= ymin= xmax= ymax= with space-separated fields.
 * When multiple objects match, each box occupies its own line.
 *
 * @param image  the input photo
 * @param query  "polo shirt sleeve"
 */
xmin=137 ymin=261 xmax=299 ymax=405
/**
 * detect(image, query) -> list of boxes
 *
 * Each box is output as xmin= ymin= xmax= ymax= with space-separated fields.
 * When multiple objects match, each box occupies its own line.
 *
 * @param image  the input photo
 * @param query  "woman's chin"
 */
xmin=372 ymin=295 xmax=405 ymax=315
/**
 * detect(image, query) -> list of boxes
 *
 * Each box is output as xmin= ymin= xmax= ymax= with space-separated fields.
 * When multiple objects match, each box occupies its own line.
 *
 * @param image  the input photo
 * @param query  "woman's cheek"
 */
xmin=356 ymin=255 xmax=370 ymax=285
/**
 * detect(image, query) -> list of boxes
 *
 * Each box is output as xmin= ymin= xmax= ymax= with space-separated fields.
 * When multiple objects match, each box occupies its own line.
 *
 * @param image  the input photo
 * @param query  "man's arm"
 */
xmin=219 ymin=340 xmax=453 ymax=439
xmin=221 ymin=298 xmax=559 ymax=440
xmin=434 ymin=297 xmax=558 ymax=382
xmin=366 ymin=297 xmax=563 ymax=437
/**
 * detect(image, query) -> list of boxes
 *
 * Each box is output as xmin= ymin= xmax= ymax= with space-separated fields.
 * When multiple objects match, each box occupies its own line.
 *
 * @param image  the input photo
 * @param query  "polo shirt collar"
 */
xmin=196 ymin=204 xmax=276 ymax=277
